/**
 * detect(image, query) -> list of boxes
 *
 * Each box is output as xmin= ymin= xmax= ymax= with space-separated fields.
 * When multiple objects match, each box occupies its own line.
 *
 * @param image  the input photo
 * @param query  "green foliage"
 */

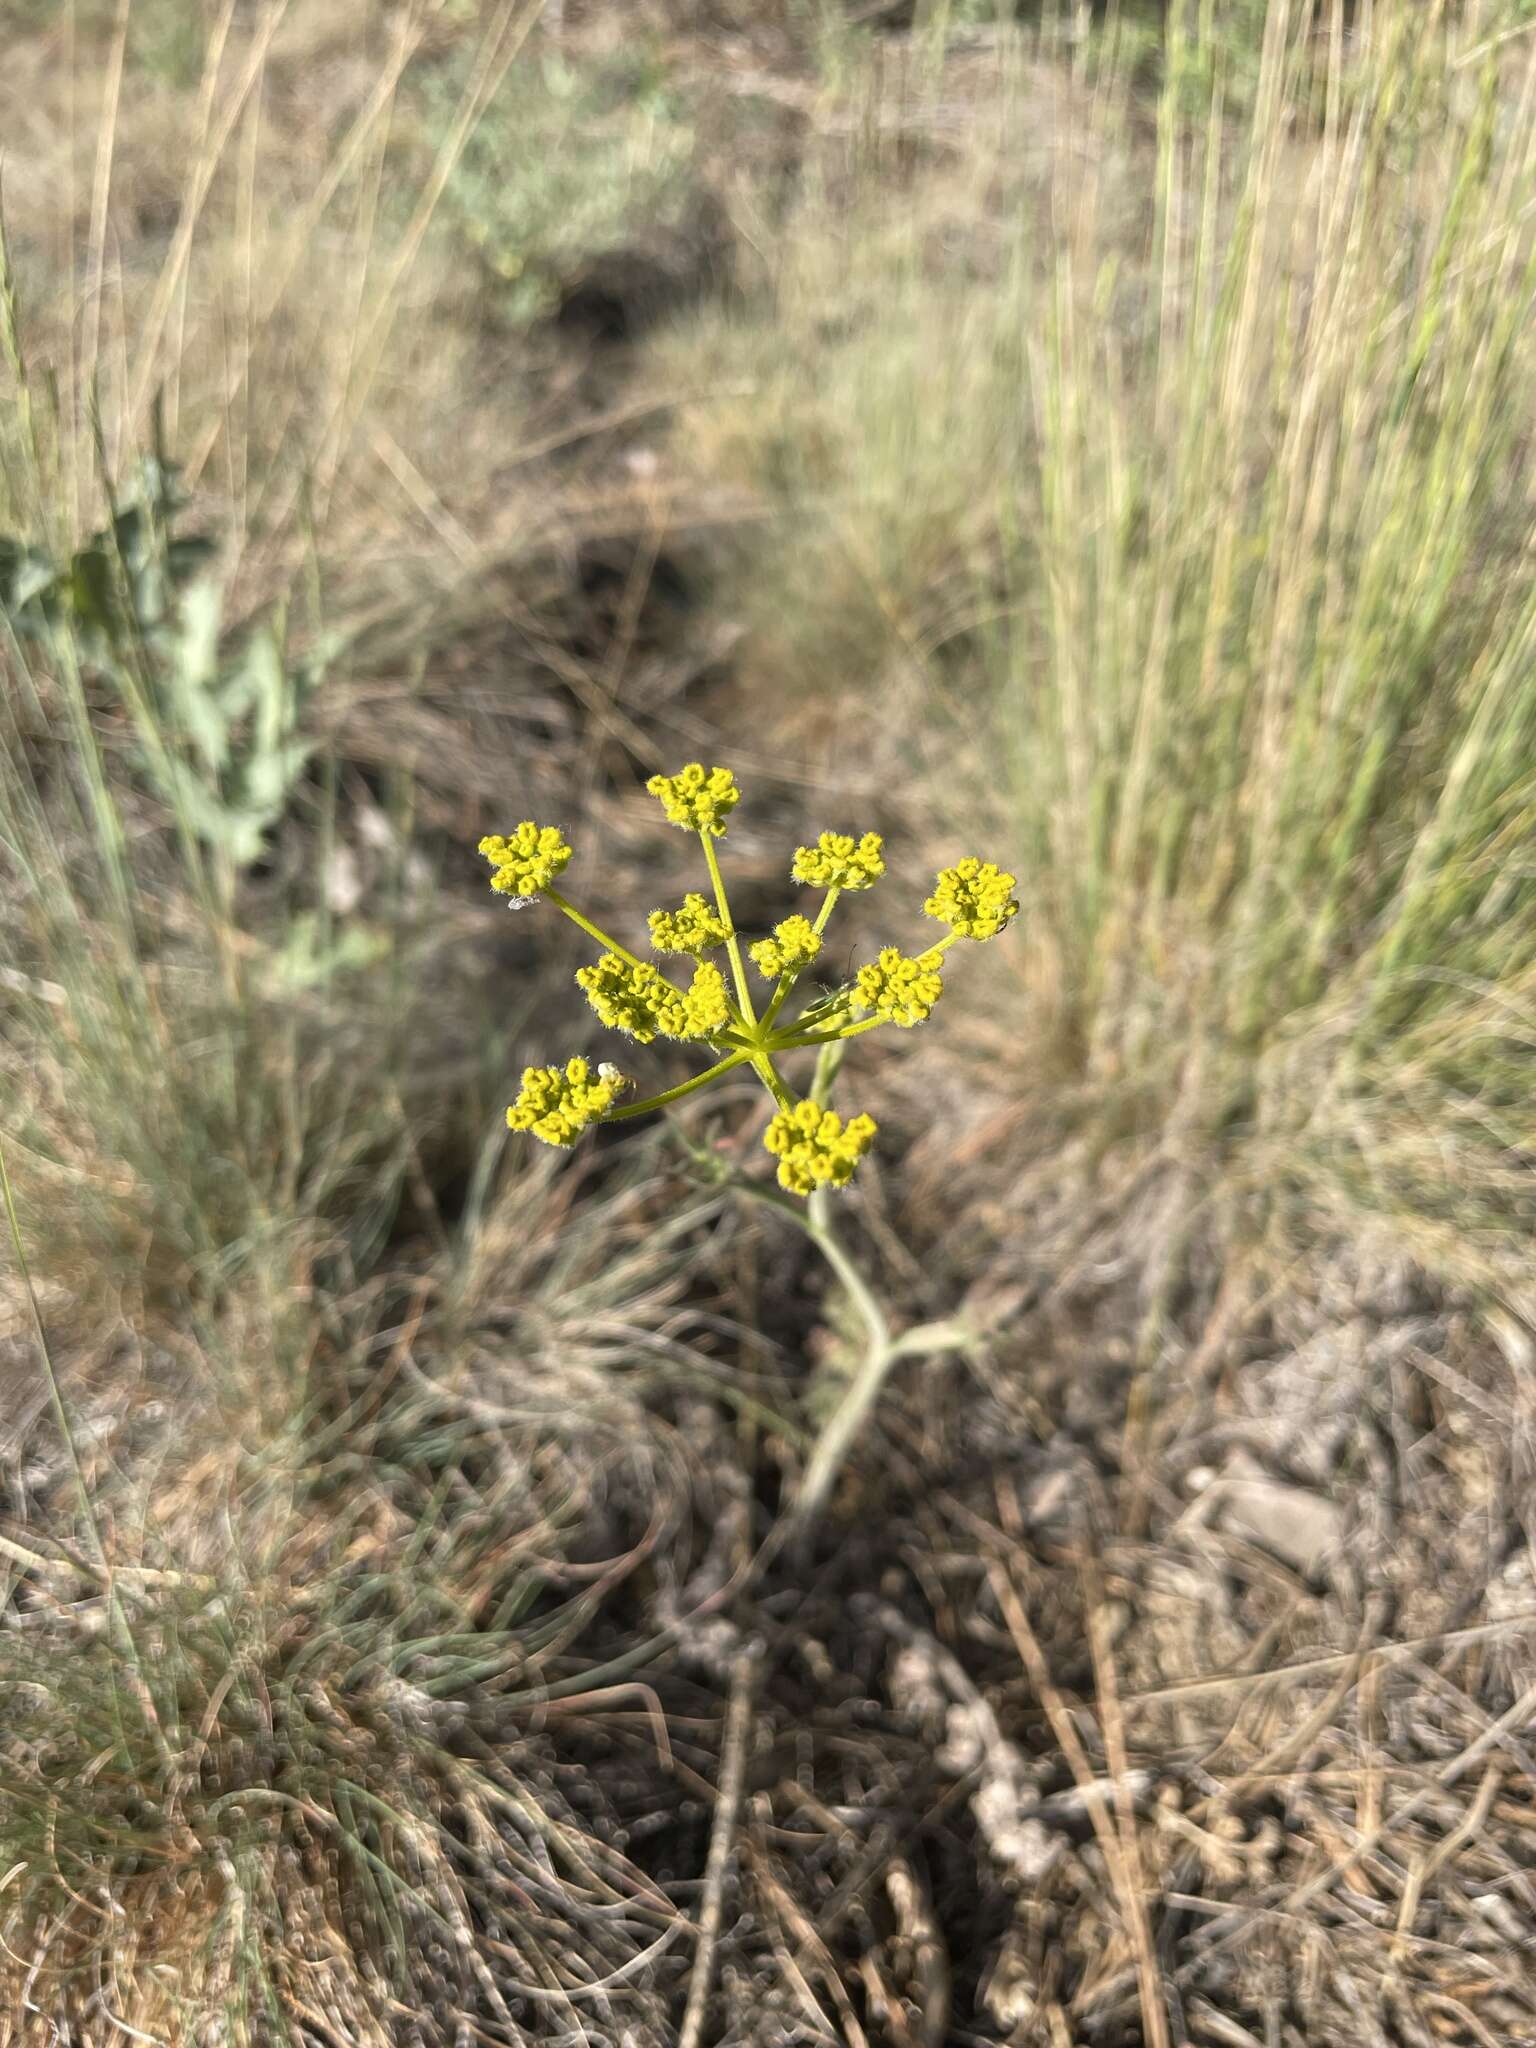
xmin=7 ymin=0 xmax=207 ymax=82
xmin=0 ymin=455 xmax=216 ymax=667
xmin=2 ymin=457 xmax=325 ymax=872
xmin=419 ymin=43 xmax=698 ymax=325
xmin=152 ymin=581 xmax=323 ymax=870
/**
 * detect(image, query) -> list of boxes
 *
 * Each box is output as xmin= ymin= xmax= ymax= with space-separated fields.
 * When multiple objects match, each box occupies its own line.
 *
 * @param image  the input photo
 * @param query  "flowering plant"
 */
xmin=480 ymin=765 xmax=1016 ymax=1199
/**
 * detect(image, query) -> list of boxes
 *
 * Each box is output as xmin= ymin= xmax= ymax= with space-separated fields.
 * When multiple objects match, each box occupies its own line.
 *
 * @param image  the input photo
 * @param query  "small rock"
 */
xmin=1212 ymin=1449 xmax=1346 ymax=1577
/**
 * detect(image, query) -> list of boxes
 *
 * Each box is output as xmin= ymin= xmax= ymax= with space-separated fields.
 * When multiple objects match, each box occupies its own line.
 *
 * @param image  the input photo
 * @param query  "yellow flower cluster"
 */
xmin=478 ymin=823 xmax=573 ymax=901
xmin=576 ymin=954 xmax=731 ymax=1043
xmin=749 ymin=914 xmax=823 ymax=980
xmin=791 ymin=830 xmax=885 ymax=891
xmin=507 ymin=1057 xmax=626 ymax=1147
xmin=763 ymin=1101 xmax=879 ymax=1196
xmin=648 ymin=892 xmax=729 ymax=956
xmin=854 ymin=946 xmax=945 ymax=1028
xmin=646 ymin=763 xmax=741 ymax=837
xmin=924 ymin=858 xmax=1019 ymax=940
xmin=479 ymin=772 xmax=1019 ymax=1198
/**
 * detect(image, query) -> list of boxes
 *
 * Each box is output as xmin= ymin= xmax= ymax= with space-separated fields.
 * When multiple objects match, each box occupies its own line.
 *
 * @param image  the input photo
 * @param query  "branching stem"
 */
xmin=605 ymin=1048 xmax=755 ymax=1120
xmin=700 ymin=831 xmax=756 ymax=1026
xmin=726 ymin=1041 xmax=976 ymax=1518
xmin=544 ymin=888 xmax=648 ymax=972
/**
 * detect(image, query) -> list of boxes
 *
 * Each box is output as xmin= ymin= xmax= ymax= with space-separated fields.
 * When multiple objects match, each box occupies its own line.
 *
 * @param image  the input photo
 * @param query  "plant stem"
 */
xmin=0 ymin=1134 xmax=105 ymax=1568
xmin=751 ymin=1051 xmax=796 ymax=1113
xmin=812 ymin=888 xmax=843 ymax=940
xmin=700 ymin=832 xmax=756 ymax=1025
xmin=678 ymin=1648 xmax=757 ymax=2048
xmin=544 ymin=888 xmax=649 ymax=971
xmin=732 ymin=1041 xmax=972 ymax=1518
xmin=605 ymin=1048 xmax=755 ymax=1120
xmin=746 ymin=1173 xmax=972 ymax=1520
xmin=760 ymin=969 xmax=798 ymax=1034
xmin=772 ymin=1016 xmax=884 ymax=1051
xmin=761 ymin=886 xmax=841 ymax=1033
xmin=807 ymin=1036 xmax=844 ymax=1108
xmin=780 ymin=991 xmax=849 ymax=1034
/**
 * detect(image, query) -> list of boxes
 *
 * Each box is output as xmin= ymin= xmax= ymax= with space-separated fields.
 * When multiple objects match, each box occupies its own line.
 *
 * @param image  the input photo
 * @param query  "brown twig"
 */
xmin=679 ymin=1646 xmax=757 ymax=2048
xmin=989 ymin=1562 xmax=1171 ymax=2048
xmin=1183 ymin=1674 xmax=1536 ymax=1975
xmin=780 ymin=1781 xmax=953 ymax=2048
xmin=1388 ymin=1760 xmax=1504 ymax=1964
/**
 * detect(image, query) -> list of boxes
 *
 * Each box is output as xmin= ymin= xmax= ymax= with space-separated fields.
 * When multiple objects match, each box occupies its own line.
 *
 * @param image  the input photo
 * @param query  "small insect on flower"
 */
xmin=646 ymin=763 xmax=741 ymax=837
xmin=923 ymin=858 xmax=1019 ymax=940
xmin=854 ymin=946 xmax=945 ymax=1028
xmin=791 ymin=831 xmax=885 ymax=892
xmin=749 ymin=914 xmax=823 ymax=980
xmin=576 ymin=954 xmax=731 ymax=1043
xmin=478 ymin=823 xmax=573 ymax=903
xmin=507 ymin=1057 xmax=627 ymax=1146
xmin=763 ymin=1101 xmax=879 ymax=1196
xmin=648 ymin=892 xmax=730 ymax=957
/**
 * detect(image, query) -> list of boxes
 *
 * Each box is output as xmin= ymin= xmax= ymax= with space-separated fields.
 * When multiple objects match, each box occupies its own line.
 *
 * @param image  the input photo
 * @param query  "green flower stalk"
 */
xmin=476 ymin=770 xmax=1016 ymax=1197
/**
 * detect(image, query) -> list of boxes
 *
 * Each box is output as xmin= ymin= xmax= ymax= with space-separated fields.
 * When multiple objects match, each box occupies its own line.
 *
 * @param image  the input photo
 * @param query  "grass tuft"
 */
xmin=655 ymin=6 xmax=1536 ymax=1300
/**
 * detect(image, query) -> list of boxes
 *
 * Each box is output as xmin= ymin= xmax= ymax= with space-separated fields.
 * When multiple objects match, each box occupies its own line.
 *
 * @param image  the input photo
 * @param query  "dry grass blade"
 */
xmin=1387 ymin=1760 xmax=1505 ymax=1965
xmin=989 ymin=1562 xmax=1170 ymax=2048
xmin=678 ymin=1644 xmax=757 ymax=2048
xmin=124 ymin=0 xmax=286 ymax=443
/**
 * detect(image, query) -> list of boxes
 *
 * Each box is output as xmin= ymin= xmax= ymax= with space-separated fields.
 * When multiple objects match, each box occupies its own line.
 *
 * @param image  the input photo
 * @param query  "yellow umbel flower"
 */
xmin=648 ymin=892 xmax=729 ymax=957
xmin=646 ymin=763 xmax=741 ymax=837
xmin=854 ymin=946 xmax=945 ymax=1028
xmin=507 ymin=1057 xmax=626 ymax=1146
xmin=749 ymin=914 xmax=823 ymax=980
xmin=763 ymin=1101 xmax=878 ymax=1196
xmin=577 ymin=954 xmax=731 ymax=1043
xmin=478 ymin=823 xmax=573 ymax=902
xmin=923 ymin=858 xmax=1019 ymax=940
xmin=791 ymin=831 xmax=885 ymax=891
xmin=675 ymin=961 xmax=732 ymax=1039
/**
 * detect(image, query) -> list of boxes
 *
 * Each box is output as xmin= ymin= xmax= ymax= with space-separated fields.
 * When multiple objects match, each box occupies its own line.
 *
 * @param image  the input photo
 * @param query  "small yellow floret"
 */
xmin=478 ymin=823 xmax=573 ymax=901
xmin=648 ymin=892 xmax=729 ymax=957
xmin=762 ymin=1101 xmax=878 ymax=1196
xmin=749 ymin=914 xmax=823 ymax=980
xmin=854 ymin=946 xmax=945 ymax=1027
xmin=577 ymin=954 xmax=731 ymax=1043
xmin=507 ymin=1057 xmax=626 ymax=1147
xmin=646 ymin=763 xmax=741 ymax=837
xmin=791 ymin=831 xmax=885 ymax=891
xmin=923 ymin=858 xmax=1019 ymax=940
